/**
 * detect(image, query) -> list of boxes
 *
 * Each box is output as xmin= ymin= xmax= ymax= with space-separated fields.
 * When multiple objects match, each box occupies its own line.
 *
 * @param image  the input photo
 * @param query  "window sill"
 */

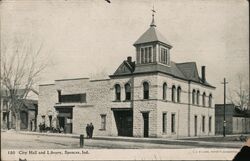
xmin=113 ymin=100 xmax=121 ymax=102
xmin=123 ymin=100 xmax=132 ymax=102
xmin=99 ymin=129 xmax=106 ymax=131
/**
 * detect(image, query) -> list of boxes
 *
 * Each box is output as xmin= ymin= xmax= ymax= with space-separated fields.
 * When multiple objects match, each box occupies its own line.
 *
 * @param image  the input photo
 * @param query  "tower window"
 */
xmin=140 ymin=46 xmax=152 ymax=64
xmin=160 ymin=47 xmax=169 ymax=65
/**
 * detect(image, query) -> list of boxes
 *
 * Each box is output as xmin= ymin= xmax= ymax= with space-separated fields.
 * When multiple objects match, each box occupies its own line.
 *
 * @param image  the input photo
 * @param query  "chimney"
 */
xmin=57 ymin=90 xmax=61 ymax=103
xmin=201 ymin=66 xmax=206 ymax=82
xmin=127 ymin=56 xmax=132 ymax=63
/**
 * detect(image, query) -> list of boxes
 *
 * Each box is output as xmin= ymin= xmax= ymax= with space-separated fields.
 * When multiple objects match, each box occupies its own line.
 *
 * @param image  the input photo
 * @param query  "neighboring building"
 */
xmin=38 ymin=14 xmax=216 ymax=138
xmin=215 ymin=104 xmax=250 ymax=135
xmin=0 ymin=89 xmax=38 ymax=131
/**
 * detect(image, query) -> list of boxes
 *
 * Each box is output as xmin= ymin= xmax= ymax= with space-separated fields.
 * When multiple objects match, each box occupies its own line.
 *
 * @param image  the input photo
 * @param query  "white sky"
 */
xmin=1 ymin=0 xmax=249 ymax=104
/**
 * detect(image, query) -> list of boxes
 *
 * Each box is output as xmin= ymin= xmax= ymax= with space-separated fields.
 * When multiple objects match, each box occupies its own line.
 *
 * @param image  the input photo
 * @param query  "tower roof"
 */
xmin=133 ymin=27 xmax=172 ymax=47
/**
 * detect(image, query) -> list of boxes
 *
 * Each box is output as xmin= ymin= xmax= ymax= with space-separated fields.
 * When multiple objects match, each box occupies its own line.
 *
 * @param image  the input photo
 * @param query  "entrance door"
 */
xmin=142 ymin=113 xmax=149 ymax=137
xmin=113 ymin=110 xmax=133 ymax=136
xmin=56 ymin=108 xmax=73 ymax=133
xmin=194 ymin=115 xmax=197 ymax=136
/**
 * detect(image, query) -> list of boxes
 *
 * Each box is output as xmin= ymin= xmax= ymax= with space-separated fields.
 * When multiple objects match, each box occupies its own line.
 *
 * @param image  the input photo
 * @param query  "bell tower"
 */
xmin=133 ymin=8 xmax=172 ymax=66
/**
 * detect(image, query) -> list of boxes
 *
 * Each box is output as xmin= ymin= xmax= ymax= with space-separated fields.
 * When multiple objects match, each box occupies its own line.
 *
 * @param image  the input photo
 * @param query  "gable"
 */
xmin=113 ymin=61 xmax=133 ymax=75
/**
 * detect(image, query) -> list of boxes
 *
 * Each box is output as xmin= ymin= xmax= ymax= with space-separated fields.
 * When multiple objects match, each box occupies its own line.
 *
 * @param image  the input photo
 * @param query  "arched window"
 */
xmin=163 ymin=83 xmax=167 ymax=100
xmin=115 ymin=84 xmax=121 ymax=101
xmin=192 ymin=89 xmax=196 ymax=105
xmin=177 ymin=86 xmax=181 ymax=103
xmin=196 ymin=90 xmax=200 ymax=105
xmin=125 ymin=83 xmax=131 ymax=100
xmin=172 ymin=85 xmax=176 ymax=102
xmin=143 ymin=82 xmax=149 ymax=99
xmin=208 ymin=94 xmax=212 ymax=107
xmin=202 ymin=92 xmax=206 ymax=107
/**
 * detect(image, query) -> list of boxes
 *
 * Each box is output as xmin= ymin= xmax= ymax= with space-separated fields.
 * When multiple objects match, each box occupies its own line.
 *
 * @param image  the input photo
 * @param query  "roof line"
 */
xmin=55 ymin=77 xmax=90 ymax=81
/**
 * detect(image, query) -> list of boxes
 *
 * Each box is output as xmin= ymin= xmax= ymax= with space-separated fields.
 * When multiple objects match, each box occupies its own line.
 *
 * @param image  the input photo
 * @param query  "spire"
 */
xmin=150 ymin=5 xmax=156 ymax=27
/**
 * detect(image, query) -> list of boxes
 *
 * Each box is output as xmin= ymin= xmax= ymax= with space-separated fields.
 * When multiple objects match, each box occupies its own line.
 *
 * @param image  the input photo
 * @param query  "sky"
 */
xmin=1 ymin=0 xmax=249 ymax=104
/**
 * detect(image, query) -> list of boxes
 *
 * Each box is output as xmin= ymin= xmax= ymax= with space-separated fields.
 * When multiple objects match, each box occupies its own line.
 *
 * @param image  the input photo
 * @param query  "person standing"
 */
xmin=86 ymin=124 xmax=90 ymax=138
xmin=89 ymin=123 xmax=94 ymax=139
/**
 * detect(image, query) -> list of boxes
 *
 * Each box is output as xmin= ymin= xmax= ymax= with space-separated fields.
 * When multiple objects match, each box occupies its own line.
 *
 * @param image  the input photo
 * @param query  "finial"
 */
xmin=150 ymin=5 xmax=156 ymax=27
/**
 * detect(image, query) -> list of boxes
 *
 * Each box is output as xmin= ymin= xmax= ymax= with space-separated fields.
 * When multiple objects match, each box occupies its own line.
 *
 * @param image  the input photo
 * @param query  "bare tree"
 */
xmin=228 ymin=74 xmax=249 ymax=111
xmin=1 ymin=38 xmax=48 ymax=130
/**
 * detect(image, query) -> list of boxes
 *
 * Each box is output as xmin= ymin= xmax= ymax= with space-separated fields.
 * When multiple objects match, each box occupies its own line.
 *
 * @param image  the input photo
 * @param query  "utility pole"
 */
xmin=221 ymin=78 xmax=228 ymax=137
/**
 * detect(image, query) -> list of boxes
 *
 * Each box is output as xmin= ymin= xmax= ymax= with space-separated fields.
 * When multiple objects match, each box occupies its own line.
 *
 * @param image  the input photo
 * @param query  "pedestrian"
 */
xmin=89 ymin=123 xmax=94 ymax=139
xmin=86 ymin=124 xmax=90 ymax=138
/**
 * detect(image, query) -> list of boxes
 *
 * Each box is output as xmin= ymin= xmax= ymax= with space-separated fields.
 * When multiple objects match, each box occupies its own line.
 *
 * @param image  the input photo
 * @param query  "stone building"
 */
xmin=215 ymin=104 xmax=250 ymax=135
xmin=38 ymin=15 xmax=216 ymax=138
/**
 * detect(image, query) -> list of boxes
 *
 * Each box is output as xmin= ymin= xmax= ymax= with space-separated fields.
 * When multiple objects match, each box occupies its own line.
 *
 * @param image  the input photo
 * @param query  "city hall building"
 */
xmin=38 ymin=16 xmax=216 ymax=138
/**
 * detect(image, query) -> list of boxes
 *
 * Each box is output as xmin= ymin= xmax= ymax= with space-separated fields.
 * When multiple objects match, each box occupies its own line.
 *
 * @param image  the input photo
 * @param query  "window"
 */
xmin=60 ymin=93 xmax=86 ymax=103
xmin=172 ymin=85 xmax=176 ymax=102
xmin=162 ymin=113 xmax=167 ymax=133
xmin=115 ymin=84 xmax=121 ymax=101
xmin=209 ymin=116 xmax=212 ymax=132
xmin=100 ymin=114 xmax=106 ymax=130
xmin=208 ymin=94 xmax=212 ymax=107
xmin=192 ymin=89 xmax=196 ymax=105
xmin=125 ymin=83 xmax=131 ymax=100
xmin=163 ymin=83 xmax=167 ymax=100
xmin=171 ymin=113 xmax=176 ymax=133
xmin=160 ymin=47 xmax=169 ymax=65
xmin=202 ymin=116 xmax=205 ymax=132
xmin=140 ymin=46 xmax=152 ymax=64
xmin=196 ymin=90 xmax=200 ymax=105
xmin=202 ymin=92 xmax=206 ymax=106
xmin=143 ymin=82 xmax=149 ymax=99
xmin=177 ymin=86 xmax=181 ymax=103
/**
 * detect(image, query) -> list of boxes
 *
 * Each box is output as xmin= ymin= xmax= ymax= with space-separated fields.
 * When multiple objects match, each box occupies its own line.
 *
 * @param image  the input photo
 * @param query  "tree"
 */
xmin=1 ymin=38 xmax=48 ymax=130
xmin=228 ymin=74 xmax=249 ymax=111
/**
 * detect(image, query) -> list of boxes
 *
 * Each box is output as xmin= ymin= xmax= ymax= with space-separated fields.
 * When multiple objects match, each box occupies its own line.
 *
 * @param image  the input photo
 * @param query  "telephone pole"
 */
xmin=221 ymin=78 xmax=228 ymax=137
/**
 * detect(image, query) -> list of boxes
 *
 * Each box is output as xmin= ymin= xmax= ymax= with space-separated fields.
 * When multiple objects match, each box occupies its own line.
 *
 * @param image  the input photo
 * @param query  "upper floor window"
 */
xmin=196 ymin=90 xmax=200 ymax=105
xmin=143 ymin=82 xmax=149 ymax=99
xmin=192 ymin=89 xmax=196 ymax=105
xmin=208 ymin=94 xmax=212 ymax=107
xmin=172 ymin=85 xmax=176 ymax=102
xmin=202 ymin=92 xmax=206 ymax=107
xmin=160 ymin=47 xmax=169 ymax=65
xmin=115 ymin=84 xmax=121 ymax=101
xmin=177 ymin=86 xmax=181 ymax=103
xmin=60 ymin=93 xmax=86 ymax=103
xmin=163 ymin=83 xmax=167 ymax=100
xmin=140 ymin=46 xmax=152 ymax=64
xmin=125 ymin=83 xmax=131 ymax=101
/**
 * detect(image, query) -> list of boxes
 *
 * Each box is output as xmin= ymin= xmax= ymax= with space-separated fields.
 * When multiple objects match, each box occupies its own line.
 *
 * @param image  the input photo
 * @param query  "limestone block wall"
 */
xmin=38 ymin=84 xmax=58 ymax=128
xmin=156 ymin=101 xmax=189 ymax=138
xmin=71 ymin=79 xmax=112 ymax=135
xmin=189 ymin=106 xmax=215 ymax=136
